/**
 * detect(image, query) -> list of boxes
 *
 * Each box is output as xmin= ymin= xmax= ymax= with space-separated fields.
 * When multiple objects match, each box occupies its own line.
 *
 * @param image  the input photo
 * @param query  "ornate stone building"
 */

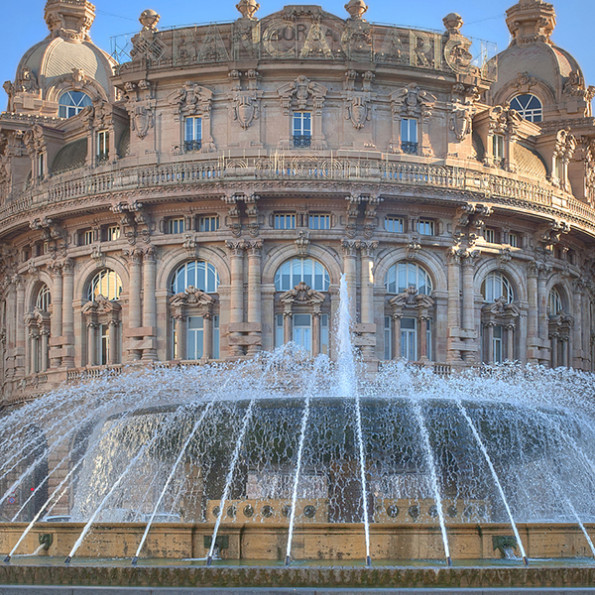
xmin=1 ymin=0 xmax=594 ymax=404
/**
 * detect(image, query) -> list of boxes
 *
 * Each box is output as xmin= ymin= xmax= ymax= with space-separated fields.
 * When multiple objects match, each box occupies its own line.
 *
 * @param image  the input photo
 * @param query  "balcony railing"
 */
xmin=184 ymin=140 xmax=202 ymax=152
xmin=1 ymin=154 xmax=594 ymax=234
xmin=293 ymin=135 xmax=312 ymax=148
xmin=401 ymin=141 xmax=418 ymax=155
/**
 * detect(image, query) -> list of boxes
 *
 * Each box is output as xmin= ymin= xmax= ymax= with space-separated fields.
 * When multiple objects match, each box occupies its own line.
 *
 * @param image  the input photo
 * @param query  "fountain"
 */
xmin=0 ymin=275 xmax=594 ymax=589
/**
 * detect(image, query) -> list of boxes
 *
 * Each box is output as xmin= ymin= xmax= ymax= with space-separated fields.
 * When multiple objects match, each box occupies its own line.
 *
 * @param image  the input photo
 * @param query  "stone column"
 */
xmin=15 ymin=277 xmax=25 ymax=376
xmin=49 ymin=265 xmax=63 ymax=368
xmin=62 ymin=260 xmax=75 ymax=368
xmin=246 ymin=240 xmax=262 ymax=356
xmin=127 ymin=250 xmax=143 ymax=361
xmin=226 ymin=240 xmax=245 ymax=357
xmin=359 ymin=241 xmax=378 ymax=359
xmin=283 ymin=311 xmax=293 ymax=344
xmin=341 ymin=240 xmax=358 ymax=322
xmin=87 ymin=322 xmax=96 ymax=366
xmin=142 ymin=246 xmax=157 ymax=361
xmin=392 ymin=313 xmax=401 ymax=360
xmin=203 ymin=313 xmax=213 ymax=360
xmin=461 ymin=252 xmax=477 ymax=361
xmin=537 ymin=267 xmax=548 ymax=346
xmin=108 ymin=321 xmax=119 ymax=366
xmin=551 ymin=336 xmax=558 ymax=368
xmin=527 ymin=264 xmax=538 ymax=362
xmin=419 ymin=316 xmax=429 ymax=360
xmin=572 ymin=281 xmax=583 ymax=368
xmin=174 ymin=314 xmax=186 ymax=360
xmin=29 ymin=332 xmax=37 ymax=374
xmin=312 ymin=310 xmax=321 ymax=356
xmin=446 ymin=251 xmax=462 ymax=362
xmin=506 ymin=324 xmax=515 ymax=361
xmin=40 ymin=330 xmax=49 ymax=372
xmin=486 ymin=323 xmax=494 ymax=363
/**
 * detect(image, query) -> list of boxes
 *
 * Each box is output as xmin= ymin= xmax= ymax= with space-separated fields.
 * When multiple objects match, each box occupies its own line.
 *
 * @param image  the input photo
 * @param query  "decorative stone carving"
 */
xmin=341 ymin=8 xmax=372 ymax=60
xmin=171 ymin=82 xmax=213 ymax=117
xmin=229 ymin=70 xmax=262 ymax=130
xmin=124 ymin=82 xmax=155 ymax=140
xmin=450 ymin=103 xmax=473 ymax=141
xmin=344 ymin=71 xmax=374 ymax=130
xmin=535 ymin=220 xmax=571 ymax=249
xmin=280 ymin=282 xmax=325 ymax=310
xmin=442 ymin=13 xmax=474 ymax=74
xmin=236 ymin=0 xmax=260 ymax=20
xmin=130 ymin=11 xmax=166 ymax=63
xmin=390 ymin=84 xmax=435 ymax=155
xmin=44 ymin=0 xmax=95 ymax=42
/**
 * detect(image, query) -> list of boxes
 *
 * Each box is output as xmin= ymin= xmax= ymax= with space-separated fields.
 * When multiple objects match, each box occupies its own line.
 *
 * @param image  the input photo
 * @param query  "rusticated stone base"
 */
xmin=1 ymin=564 xmax=595 ymax=589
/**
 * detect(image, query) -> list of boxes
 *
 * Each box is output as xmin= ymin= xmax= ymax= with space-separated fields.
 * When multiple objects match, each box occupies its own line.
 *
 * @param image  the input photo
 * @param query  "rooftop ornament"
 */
xmin=345 ymin=0 xmax=368 ymax=20
xmin=236 ymin=0 xmax=260 ymax=20
xmin=505 ymin=0 xmax=556 ymax=46
xmin=443 ymin=12 xmax=464 ymax=35
xmin=139 ymin=9 xmax=160 ymax=31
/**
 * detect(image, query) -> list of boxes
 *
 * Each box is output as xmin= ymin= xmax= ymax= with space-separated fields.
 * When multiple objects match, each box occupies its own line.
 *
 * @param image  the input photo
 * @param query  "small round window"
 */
xmin=510 ymin=94 xmax=543 ymax=123
xmin=58 ymin=91 xmax=92 ymax=118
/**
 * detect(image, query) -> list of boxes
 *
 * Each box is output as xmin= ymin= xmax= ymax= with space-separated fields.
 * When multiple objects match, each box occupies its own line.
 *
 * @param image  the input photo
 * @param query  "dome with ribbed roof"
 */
xmin=490 ymin=0 xmax=592 ymax=120
xmin=5 ymin=0 xmax=115 ymax=116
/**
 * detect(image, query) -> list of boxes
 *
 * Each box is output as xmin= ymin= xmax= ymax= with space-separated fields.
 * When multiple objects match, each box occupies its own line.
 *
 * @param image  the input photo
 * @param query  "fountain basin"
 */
xmin=2 ymin=522 xmax=594 ymax=562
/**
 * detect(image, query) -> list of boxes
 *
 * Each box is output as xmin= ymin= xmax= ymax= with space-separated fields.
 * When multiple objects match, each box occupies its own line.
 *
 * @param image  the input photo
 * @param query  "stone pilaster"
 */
xmin=226 ymin=240 xmax=245 ymax=357
xmin=61 ymin=259 xmax=75 ymax=368
xmin=141 ymin=246 xmax=157 ymax=361
xmin=246 ymin=240 xmax=262 ymax=356
xmin=341 ymin=239 xmax=358 ymax=322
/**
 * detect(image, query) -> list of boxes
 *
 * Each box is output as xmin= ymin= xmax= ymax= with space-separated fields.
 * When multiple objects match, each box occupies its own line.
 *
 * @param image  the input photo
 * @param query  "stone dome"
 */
xmin=490 ymin=0 xmax=592 ymax=119
xmin=5 ymin=0 xmax=115 ymax=115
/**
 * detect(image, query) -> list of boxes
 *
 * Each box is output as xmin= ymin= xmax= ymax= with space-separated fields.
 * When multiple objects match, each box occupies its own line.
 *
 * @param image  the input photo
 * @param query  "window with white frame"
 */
xmin=401 ymin=118 xmax=418 ymax=154
xmin=548 ymin=287 xmax=564 ymax=317
xmin=275 ymin=258 xmax=330 ymax=292
xmin=184 ymin=116 xmax=202 ymax=151
xmin=309 ymin=214 xmax=330 ymax=230
xmin=484 ymin=228 xmax=497 ymax=244
xmin=385 ymin=262 xmax=432 ymax=295
xmin=274 ymin=213 xmax=296 ymax=230
xmin=87 ymin=269 xmax=123 ymax=302
xmin=58 ymin=90 xmax=92 ymax=118
xmin=37 ymin=153 xmax=44 ymax=179
xmin=482 ymin=271 xmax=514 ymax=304
xmin=167 ymin=218 xmax=185 ymax=234
xmin=171 ymin=260 xmax=219 ymax=294
xmin=508 ymin=232 xmax=519 ymax=248
xmin=417 ymin=219 xmax=434 ymax=236
xmin=492 ymin=134 xmax=505 ymax=164
xmin=384 ymin=316 xmax=392 ymax=360
xmin=293 ymin=112 xmax=312 ymax=147
xmin=96 ymin=130 xmax=109 ymax=162
xmin=197 ymin=215 xmax=219 ymax=232
xmin=510 ymin=94 xmax=543 ymax=123
xmin=384 ymin=216 xmax=404 ymax=233
xmin=81 ymin=229 xmax=94 ymax=246
xmin=106 ymin=225 xmax=120 ymax=241
xmin=36 ymin=285 xmax=51 ymax=312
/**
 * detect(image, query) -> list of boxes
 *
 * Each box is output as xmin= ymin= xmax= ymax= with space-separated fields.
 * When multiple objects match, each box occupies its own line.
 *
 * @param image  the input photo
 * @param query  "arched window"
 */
xmin=384 ymin=262 xmax=432 ymax=295
xmin=482 ymin=271 xmax=514 ymax=304
xmin=384 ymin=263 xmax=434 ymax=362
xmin=87 ymin=269 xmax=123 ymax=302
xmin=27 ymin=284 xmax=51 ymax=374
xmin=169 ymin=261 xmax=220 ymax=361
xmin=83 ymin=270 xmax=123 ymax=367
xmin=274 ymin=258 xmax=330 ymax=356
xmin=58 ymin=91 xmax=92 ymax=118
xmin=510 ymin=94 xmax=543 ymax=123
xmin=548 ymin=287 xmax=564 ymax=317
xmin=171 ymin=260 xmax=219 ymax=294
xmin=274 ymin=258 xmax=330 ymax=292
xmin=36 ymin=285 xmax=51 ymax=312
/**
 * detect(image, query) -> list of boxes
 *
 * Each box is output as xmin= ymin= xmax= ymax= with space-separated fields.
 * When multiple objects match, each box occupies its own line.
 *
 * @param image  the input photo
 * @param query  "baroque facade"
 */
xmin=1 ymin=0 xmax=595 ymax=404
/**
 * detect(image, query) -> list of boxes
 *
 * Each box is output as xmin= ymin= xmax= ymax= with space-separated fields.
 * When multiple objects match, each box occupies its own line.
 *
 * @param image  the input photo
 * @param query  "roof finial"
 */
xmin=139 ymin=9 xmax=160 ymax=32
xmin=505 ymin=0 xmax=556 ymax=46
xmin=345 ymin=0 xmax=368 ymax=20
xmin=44 ymin=0 xmax=96 ymax=42
xmin=236 ymin=0 xmax=260 ymax=20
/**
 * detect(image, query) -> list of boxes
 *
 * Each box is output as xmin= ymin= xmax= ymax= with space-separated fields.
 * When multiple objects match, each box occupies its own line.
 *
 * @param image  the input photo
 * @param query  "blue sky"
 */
xmin=1 ymin=0 xmax=593 ymax=111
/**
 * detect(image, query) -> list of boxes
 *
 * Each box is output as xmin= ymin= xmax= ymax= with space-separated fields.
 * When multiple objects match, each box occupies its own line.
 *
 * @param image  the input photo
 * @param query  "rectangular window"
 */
xmin=96 ymin=130 xmax=109 ymax=162
xmin=384 ymin=316 xmax=392 ymax=360
xmin=293 ymin=313 xmax=312 ymax=356
xmin=167 ymin=218 xmax=185 ymax=234
xmin=426 ymin=319 xmax=432 ymax=361
xmin=213 ymin=315 xmax=220 ymax=360
xmin=99 ymin=323 xmax=110 ymax=366
xmin=508 ymin=232 xmax=519 ymax=248
xmin=309 ymin=214 xmax=330 ymax=230
xmin=384 ymin=216 xmax=404 ymax=233
xmin=187 ymin=316 xmax=204 ymax=360
xmin=401 ymin=118 xmax=418 ymax=154
xmin=37 ymin=153 xmax=44 ymax=178
xmin=400 ymin=317 xmax=417 ymax=361
xmin=484 ymin=228 xmax=497 ymax=244
xmin=493 ymin=325 xmax=503 ymax=364
xmin=107 ymin=225 xmax=120 ymax=241
xmin=81 ymin=229 xmax=94 ymax=245
xmin=293 ymin=112 xmax=312 ymax=148
xmin=184 ymin=117 xmax=202 ymax=151
xmin=493 ymin=134 xmax=505 ymax=163
xmin=274 ymin=214 xmax=296 ymax=230
xmin=275 ymin=314 xmax=285 ymax=348
xmin=417 ymin=219 xmax=434 ymax=236
xmin=197 ymin=215 xmax=219 ymax=232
